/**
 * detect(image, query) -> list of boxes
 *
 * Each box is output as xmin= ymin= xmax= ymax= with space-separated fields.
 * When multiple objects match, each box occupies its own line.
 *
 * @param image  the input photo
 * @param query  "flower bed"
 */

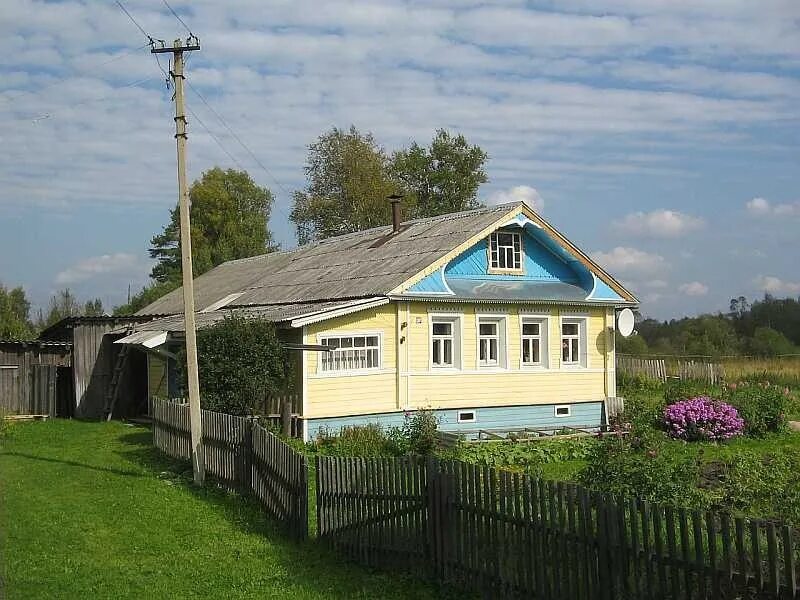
xmin=663 ymin=397 xmax=744 ymax=441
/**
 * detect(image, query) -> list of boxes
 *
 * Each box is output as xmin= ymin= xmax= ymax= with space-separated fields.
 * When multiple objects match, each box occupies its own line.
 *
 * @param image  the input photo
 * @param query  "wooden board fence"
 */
xmin=617 ymin=355 xmax=724 ymax=385
xmin=316 ymin=456 xmax=800 ymax=599
xmin=251 ymin=425 xmax=308 ymax=539
xmin=149 ymin=397 xmax=308 ymax=538
xmin=316 ymin=455 xmax=429 ymax=570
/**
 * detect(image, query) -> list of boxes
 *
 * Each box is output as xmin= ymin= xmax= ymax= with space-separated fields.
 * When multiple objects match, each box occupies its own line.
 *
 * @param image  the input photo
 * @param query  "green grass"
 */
xmin=0 ymin=420 xmax=461 ymax=600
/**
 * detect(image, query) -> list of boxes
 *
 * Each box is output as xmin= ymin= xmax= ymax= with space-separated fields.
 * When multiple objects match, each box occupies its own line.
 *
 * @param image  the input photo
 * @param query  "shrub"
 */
xmin=399 ymin=408 xmax=439 ymax=455
xmin=722 ymin=381 xmax=790 ymax=437
xmin=663 ymin=397 xmax=744 ymax=442
xmin=578 ymin=431 xmax=703 ymax=505
xmin=313 ymin=424 xmax=404 ymax=457
xmin=179 ymin=316 xmax=290 ymax=416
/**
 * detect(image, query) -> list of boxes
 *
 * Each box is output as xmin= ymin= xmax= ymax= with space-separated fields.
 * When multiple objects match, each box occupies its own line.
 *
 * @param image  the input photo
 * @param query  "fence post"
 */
xmin=236 ymin=417 xmax=253 ymax=493
xmin=425 ymin=457 xmax=441 ymax=577
xmin=281 ymin=398 xmax=292 ymax=436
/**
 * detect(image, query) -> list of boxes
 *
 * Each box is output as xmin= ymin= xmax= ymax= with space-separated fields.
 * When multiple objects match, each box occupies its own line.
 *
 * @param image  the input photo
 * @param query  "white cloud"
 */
xmin=55 ymin=253 xmax=148 ymax=285
xmin=590 ymin=247 xmax=667 ymax=275
xmin=753 ymin=275 xmax=800 ymax=295
xmin=746 ymin=197 xmax=800 ymax=216
xmin=678 ymin=281 xmax=709 ymax=296
xmin=487 ymin=185 xmax=544 ymax=210
xmin=613 ymin=209 xmax=704 ymax=237
xmin=0 ymin=0 xmax=798 ymax=321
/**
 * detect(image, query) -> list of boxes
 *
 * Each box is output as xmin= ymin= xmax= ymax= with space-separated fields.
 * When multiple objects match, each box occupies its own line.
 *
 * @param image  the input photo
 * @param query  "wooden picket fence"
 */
xmin=251 ymin=424 xmax=308 ymax=539
xmin=617 ymin=355 xmax=724 ymax=385
xmin=316 ymin=456 xmax=800 ymax=599
xmin=149 ymin=397 xmax=308 ymax=538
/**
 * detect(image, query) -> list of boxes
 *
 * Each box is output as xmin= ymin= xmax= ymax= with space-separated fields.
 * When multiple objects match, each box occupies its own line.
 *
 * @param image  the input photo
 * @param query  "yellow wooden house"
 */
xmin=124 ymin=201 xmax=637 ymax=440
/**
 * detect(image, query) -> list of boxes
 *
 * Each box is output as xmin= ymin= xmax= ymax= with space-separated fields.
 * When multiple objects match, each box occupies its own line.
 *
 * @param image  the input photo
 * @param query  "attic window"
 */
xmin=489 ymin=231 xmax=522 ymax=272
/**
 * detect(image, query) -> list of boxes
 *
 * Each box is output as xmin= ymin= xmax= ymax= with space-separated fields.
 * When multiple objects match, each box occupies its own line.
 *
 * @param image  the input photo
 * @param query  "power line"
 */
xmin=115 ymin=0 xmax=158 ymax=45
xmin=0 ymin=43 xmax=151 ymax=105
xmin=119 ymin=0 xmax=294 ymax=220
xmin=185 ymin=82 xmax=294 ymax=199
xmin=185 ymin=105 xmax=249 ymax=172
xmin=162 ymin=0 xmax=194 ymax=38
xmin=25 ymin=76 xmax=159 ymax=123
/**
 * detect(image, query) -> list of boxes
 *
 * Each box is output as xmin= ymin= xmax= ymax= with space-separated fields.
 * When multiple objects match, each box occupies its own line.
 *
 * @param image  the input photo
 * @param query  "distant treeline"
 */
xmin=618 ymin=295 xmax=800 ymax=358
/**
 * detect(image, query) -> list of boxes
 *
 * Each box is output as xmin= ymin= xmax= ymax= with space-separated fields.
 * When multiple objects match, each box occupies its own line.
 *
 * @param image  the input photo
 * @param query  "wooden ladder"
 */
xmin=103 ymin=331 xmax=133 ymax=421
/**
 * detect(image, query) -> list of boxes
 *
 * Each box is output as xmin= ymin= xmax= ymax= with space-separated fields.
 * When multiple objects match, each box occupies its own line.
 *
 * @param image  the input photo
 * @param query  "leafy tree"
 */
xmin=615 ymin=331 xmax=649 ymax=355
xmin=150 ymin=167 xmax=276 ymax=285
xmin=390 ymin=129 xmax=487 ymax=218
xmin=290 ymin=126 xmax=397 ymax=244
xmin=0 ymin=283 xmax=34 ymax=339
xmin=177 ymin=316 xmax=290 ymax=415
xmin=41 ymin=289 xmax=82 ymax=327
xmin=83 ymin=298 xmax=104 ymax=316
xmin=729 ymin=296 xmax=749 ymax=318
xmin=749 ymin=326 xmax=796 ymax=357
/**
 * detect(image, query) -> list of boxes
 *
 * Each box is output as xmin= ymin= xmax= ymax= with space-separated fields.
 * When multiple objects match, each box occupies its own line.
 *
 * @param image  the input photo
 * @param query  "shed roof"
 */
xmin=133 ymin=300 xmax=374 ymax=332
xmin=137 ymin=203 xmax=517 ymax=316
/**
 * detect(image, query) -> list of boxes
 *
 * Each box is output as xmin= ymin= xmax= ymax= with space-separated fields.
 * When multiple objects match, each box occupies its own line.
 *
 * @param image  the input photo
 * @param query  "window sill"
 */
xmin=310 ymin=368 xmax=393 ymax=379
xmin=487 ymin=268 xmax=524 ymax=276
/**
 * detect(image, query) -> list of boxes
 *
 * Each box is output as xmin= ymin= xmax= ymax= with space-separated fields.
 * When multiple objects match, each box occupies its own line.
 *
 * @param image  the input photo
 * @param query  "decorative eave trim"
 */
xmin=388 ymin=205 xmax=524 ymax=296
xmin=402 ymin=266 xmax=456 ymax=296
xmin=289 ymin=297 xmax=390 ymax=328
xmin=388 ymin=295 xmax=637 ymax=308
xmin=388 ymin=202 xmax=638 ymax=304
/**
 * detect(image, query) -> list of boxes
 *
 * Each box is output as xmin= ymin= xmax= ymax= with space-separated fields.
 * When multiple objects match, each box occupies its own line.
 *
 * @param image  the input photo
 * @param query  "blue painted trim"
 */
xmin=406 ymin=266 xmax=455 ymax=295
xmin=444 ymin=227 xmax=580 ymax=284
xmin=304 ymin=401 xmax=604 ymax=440
xmin=586 ymin=274 xmax=625 ymax=302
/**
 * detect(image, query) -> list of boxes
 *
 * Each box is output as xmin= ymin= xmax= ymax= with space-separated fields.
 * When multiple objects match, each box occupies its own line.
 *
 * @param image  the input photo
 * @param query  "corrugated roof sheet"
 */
xmin=133 ymin=300 xmax=371 ymax=332
xmin=137 ymin=203 xmax=516 ymax=315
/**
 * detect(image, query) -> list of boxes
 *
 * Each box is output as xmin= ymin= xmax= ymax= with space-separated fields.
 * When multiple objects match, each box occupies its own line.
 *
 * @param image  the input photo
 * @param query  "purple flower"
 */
xmin=663 ymin=397 xmax=744 ymax=442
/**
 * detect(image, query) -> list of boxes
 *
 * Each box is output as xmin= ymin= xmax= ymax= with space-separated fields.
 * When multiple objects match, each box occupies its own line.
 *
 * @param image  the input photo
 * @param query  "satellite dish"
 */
xmin=617 ymin=308 xmax=635 ymax=337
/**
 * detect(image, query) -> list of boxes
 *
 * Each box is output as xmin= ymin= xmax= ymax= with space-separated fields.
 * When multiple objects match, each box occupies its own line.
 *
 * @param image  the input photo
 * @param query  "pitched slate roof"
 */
xmin=132 ymin=299 xmax=386 ymax=332
xmin=137 ymin=203 xmax=516 ymax=316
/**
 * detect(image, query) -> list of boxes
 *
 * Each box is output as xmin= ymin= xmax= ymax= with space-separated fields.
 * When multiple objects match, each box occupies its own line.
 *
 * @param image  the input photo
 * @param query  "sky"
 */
xmin=0 ymin=0 xmax=798 ymax=320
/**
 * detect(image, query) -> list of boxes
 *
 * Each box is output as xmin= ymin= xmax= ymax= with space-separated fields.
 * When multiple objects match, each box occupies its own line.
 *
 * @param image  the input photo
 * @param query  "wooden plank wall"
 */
xmin=150 ymin=398 xmax=308 ymax=539
xmin=0 ymin=345 xmax=70 ymax=415
xmin=316 ymin=457 xmax=800 ymax=600
xmin=72 ymin=323 xmax=117 ymax=418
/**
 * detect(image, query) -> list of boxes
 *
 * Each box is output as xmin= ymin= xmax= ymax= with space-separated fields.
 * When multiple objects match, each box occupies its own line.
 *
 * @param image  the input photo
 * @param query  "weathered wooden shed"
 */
xmin=38 ymin=316 xmax=155 ymax=419
xmin=0 ymin=340 xmax=73 ymax=416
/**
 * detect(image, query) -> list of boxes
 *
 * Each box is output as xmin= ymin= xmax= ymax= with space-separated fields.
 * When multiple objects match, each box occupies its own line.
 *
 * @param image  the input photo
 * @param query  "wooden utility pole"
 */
xmin=152 ymin=38 xmax=204 ymax=485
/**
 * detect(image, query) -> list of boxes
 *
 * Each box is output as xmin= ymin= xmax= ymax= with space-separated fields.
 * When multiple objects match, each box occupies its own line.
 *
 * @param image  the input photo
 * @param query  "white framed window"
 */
xmin=560 ymin=316 xmax=588 ymax=368
xmin=489 ymin=231 xmax=523 ymax=272
xmin=520 ymin=316 xmax=549 ymax=368
xmin=457 ymin=410 xmax=477 ymax=424
xmin=477 ymin=315 xmax=507 ymax=368
xmin=430 ymin=315 xmax=461 ymax=369
xmin=554 ymin=405 xmax=572 ymax=418
xmin=319 ymin=333 xmax=381 ymax=372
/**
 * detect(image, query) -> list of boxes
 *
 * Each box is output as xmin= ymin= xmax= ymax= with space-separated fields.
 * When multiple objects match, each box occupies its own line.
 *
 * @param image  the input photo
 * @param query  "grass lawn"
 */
xmin=0 ymin=420 xmax=461 ymax=600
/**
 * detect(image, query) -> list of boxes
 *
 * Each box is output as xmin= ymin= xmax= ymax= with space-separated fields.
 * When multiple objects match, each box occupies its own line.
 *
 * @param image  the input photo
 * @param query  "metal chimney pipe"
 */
xmin=388 ymin=194 xmax=403 ymax=233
